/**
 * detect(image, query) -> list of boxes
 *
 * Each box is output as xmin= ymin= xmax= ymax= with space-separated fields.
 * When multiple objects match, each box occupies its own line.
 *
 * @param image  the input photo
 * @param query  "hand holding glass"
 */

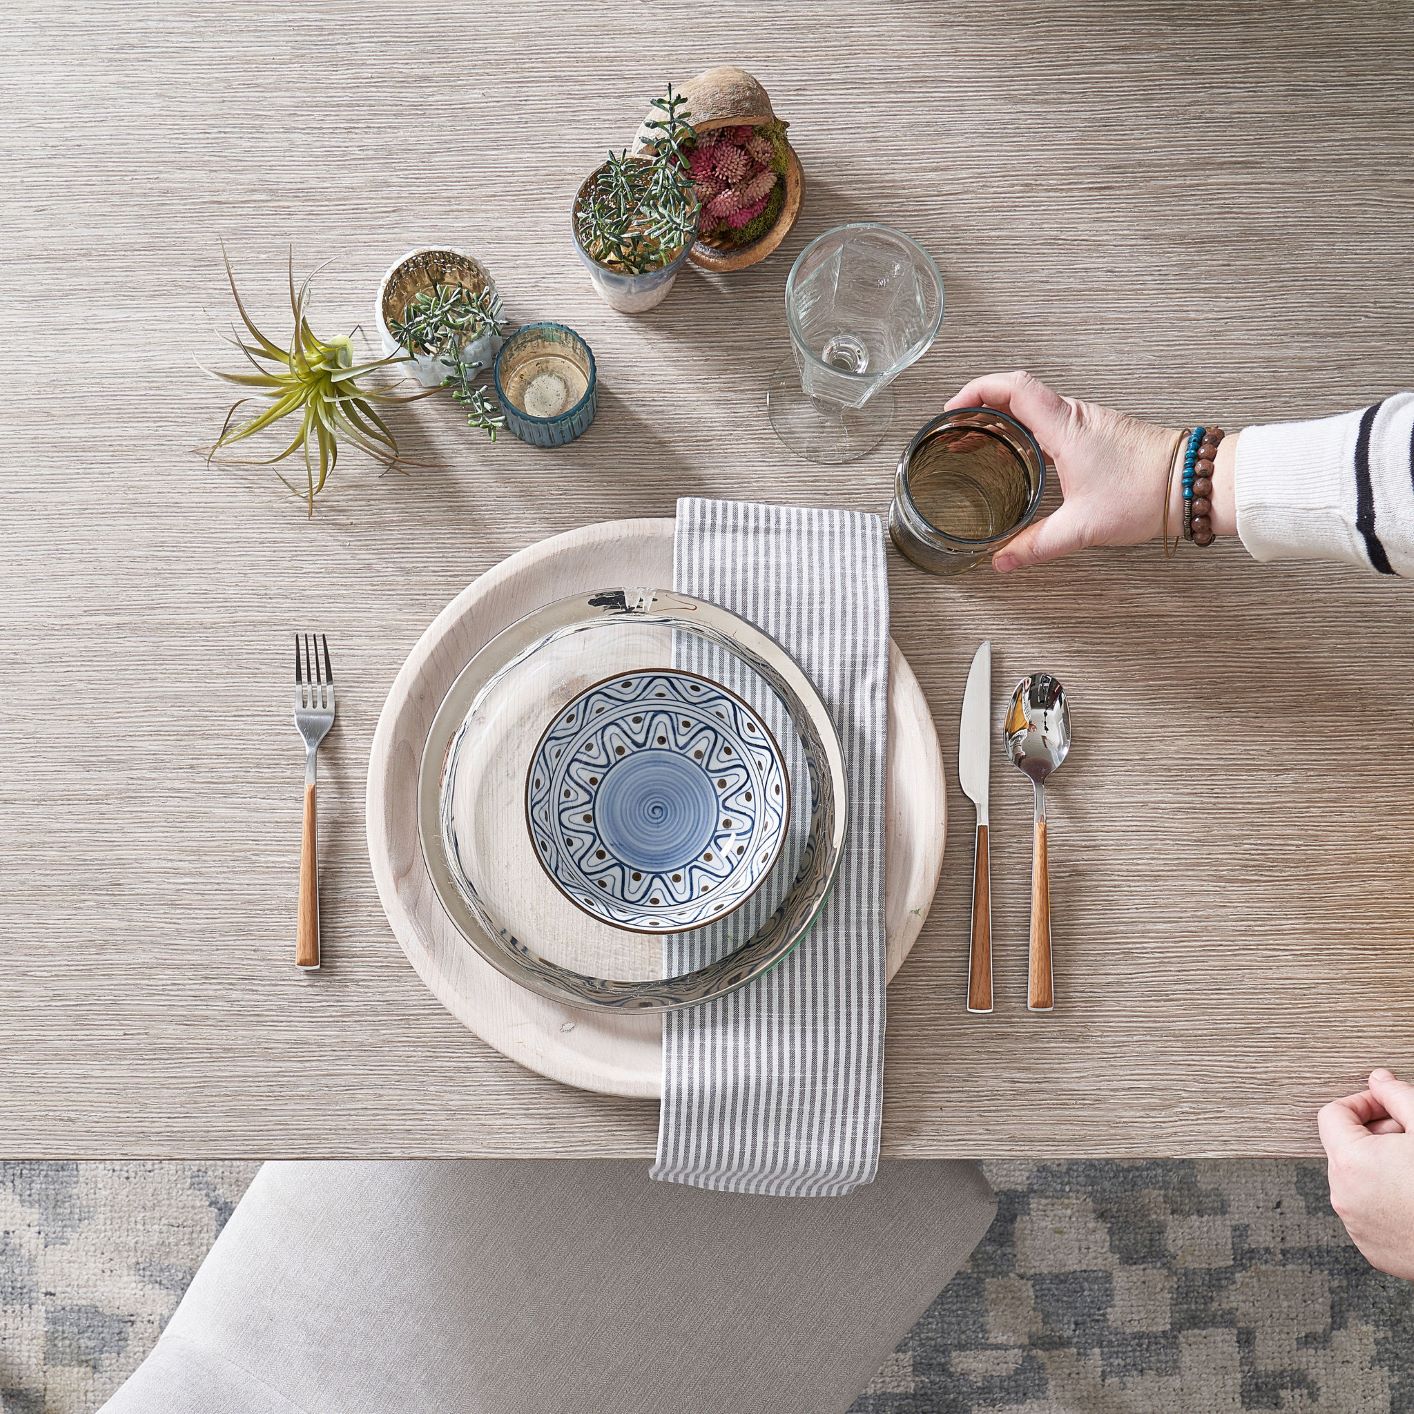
xmin=889 ymin=407 xmax=1047 ymax=575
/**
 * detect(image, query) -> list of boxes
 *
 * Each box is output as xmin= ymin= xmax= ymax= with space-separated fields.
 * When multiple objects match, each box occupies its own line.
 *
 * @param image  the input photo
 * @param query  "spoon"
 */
xmin=1004 ymin=674 xmax=1071 ymax=1012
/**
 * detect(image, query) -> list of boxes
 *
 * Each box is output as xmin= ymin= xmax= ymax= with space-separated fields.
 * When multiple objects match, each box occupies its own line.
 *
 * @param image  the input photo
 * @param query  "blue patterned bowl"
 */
xmin=526 ymin=670 xmax=791 ymax=933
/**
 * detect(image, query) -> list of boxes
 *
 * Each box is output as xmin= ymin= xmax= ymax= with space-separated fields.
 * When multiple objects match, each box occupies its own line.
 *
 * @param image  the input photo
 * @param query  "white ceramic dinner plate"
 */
xmin=367 ymin=518 xmax=947 ymax=1098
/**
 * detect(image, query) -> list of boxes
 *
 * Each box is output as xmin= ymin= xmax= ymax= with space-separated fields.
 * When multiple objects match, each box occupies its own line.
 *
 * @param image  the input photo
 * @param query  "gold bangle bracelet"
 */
xmin=1161 ymin=428 xmax=1191 ymax=561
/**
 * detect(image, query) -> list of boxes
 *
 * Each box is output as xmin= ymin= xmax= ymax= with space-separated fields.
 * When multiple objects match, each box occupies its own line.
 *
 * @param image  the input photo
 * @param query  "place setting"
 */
xmin=223 ymin=63 xmax=1086 ymax=1195
xmin=362 ymin=518 xmax=947 ymax=1100
xmin=16 ymin=4 xmax=1414 ymax=1407
xmin=20 ymin=9 xmax=1414 ymax=1409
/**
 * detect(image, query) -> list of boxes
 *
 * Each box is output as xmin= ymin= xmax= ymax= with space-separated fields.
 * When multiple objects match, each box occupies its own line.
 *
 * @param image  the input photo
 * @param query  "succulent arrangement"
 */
xmin=687 ymin=120 xmax=791 ymax=249
xmin=574 ymin=85 xmax=699 ymax=275
xmin=388 ymin=283 xmax=508 ymax=438
xmin=204 ymin=251 xmax=427 ymax=514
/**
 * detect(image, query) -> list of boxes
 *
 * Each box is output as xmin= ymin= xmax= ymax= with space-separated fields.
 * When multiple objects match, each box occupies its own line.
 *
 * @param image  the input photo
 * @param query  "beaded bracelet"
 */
xmin=1182 ymin=425 xmax=1225 ymax=547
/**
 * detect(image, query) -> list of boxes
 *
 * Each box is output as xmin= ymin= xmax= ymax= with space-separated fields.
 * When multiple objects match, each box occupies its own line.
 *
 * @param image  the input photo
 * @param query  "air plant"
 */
xmin=687 ymin=120 xmax=790 ymax=247
xmin=204 ymin=250 xmax=428 ymax=514
xmin=388 ymin=283 xmax=508 ymax=439
xmin=574 ymin=85 xmax=699 ymax=274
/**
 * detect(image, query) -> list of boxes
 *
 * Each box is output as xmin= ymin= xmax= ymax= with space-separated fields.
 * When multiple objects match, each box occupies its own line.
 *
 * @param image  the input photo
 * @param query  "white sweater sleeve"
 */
xmin=1235 ymin=392 xmax=1414 ymax=576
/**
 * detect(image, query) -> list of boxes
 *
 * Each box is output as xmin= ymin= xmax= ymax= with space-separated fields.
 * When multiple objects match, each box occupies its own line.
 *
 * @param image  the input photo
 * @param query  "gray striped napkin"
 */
xmin=652 ymin=498 xmax=889 ymax=1197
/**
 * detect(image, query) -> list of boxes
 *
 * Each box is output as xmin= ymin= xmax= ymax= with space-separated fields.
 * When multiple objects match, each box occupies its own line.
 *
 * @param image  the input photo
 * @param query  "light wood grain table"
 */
xmin=5 ymin=1 xmax=1413 ymax=1158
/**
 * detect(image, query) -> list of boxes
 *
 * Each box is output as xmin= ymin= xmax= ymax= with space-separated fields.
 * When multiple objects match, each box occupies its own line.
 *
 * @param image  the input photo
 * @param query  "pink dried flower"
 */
xmin=731 ymin=125 xmax=754 ymax=144
xmin=711 ymin=145 xmax=749 ymax=183
xmin=737 ymin=169 xmax=777 ymax=206
xmin=692 ymin=174 xmax=725 ymax=203
xmin=746 ymin=133 xmax=774 ymax=166
xmin=707 ymin=187 xmax=743 ymax=219
xmin=727 ymin=195 xmax=769 ymax=229
xmin=687 ymin=145 xmax=716 ymax=179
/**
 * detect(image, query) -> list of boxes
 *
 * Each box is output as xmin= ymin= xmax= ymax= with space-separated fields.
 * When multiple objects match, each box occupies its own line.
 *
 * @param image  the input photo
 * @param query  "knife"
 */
xmin=959 ymin=641 xmax=993 ymax=1013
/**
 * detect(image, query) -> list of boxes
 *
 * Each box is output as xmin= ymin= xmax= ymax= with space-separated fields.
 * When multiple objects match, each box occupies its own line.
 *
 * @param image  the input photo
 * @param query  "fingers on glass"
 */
xmin=946 ymin=370 xmax=1068 ymax=435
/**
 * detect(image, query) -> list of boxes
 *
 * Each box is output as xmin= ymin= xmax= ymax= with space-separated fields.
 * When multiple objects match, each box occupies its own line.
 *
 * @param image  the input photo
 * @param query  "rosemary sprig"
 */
xmin=575 ymin=84 xmax=698 ymax=275
xmin=388 ymin=283 xmax=506 ymax=360
xmin=389 ymin=281 xmax=509 ymax=441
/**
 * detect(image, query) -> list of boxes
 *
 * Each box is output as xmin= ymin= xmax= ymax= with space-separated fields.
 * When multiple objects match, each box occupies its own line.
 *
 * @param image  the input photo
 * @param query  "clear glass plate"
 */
xmin=416 ymin=588 xmax=848 ymax=1011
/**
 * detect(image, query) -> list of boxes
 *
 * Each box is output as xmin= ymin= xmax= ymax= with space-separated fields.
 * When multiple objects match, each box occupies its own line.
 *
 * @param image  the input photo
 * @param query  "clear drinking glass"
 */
xmin=889 ymin=407 xmax=1047 ymax=575
xmin=767 ymin=223 xmax=944 ymax=465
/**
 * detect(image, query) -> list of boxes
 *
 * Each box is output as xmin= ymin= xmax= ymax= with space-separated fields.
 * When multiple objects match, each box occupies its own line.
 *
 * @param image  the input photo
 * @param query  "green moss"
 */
xmin=738 ymin=182 xmax=785 ymax=243
xmin=764 ymin=119 xmax=791 ymax=175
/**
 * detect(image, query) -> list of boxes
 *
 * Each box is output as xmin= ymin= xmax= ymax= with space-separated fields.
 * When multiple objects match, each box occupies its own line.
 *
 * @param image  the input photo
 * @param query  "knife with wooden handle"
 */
xmin=958 ymin=641 xmax=993 ymax=1013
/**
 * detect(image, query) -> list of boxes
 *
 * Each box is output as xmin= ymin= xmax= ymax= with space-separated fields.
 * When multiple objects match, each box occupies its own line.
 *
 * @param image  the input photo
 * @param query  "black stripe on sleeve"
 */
xmin=1354 ymin=399 xmax=1393 ymax=575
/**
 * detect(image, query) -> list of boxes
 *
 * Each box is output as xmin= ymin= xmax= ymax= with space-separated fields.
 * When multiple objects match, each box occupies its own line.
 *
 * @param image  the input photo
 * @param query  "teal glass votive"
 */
xmin=493 ymin=323 xmax=597 ymax=447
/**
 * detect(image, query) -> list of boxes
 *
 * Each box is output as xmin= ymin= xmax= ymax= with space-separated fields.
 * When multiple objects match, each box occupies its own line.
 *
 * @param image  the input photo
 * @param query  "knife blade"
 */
xmin=959 ymin=641 xmax=993 ymax=1013
xmin=959 ymin=642 xmax=991 ymax=819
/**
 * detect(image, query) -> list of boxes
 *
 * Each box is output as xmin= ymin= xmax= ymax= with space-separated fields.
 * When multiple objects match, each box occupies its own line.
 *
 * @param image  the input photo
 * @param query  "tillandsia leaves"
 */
xmin=390 ymin=281 xmax=508 ymax=441
xmin=203 ymin=248 xmax=433 ymax=515
xmin=575 ymin=83 xmax=699 ymax=275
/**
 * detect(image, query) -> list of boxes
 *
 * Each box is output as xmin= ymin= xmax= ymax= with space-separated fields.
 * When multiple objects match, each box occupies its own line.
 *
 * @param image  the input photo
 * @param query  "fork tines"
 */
xmin=294 ymin=633 xmax=335 ymax=712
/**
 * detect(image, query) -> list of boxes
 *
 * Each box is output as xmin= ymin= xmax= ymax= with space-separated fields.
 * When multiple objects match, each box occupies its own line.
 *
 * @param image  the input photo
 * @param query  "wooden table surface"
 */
xmin=6 ymin=1 xmax=1414 ymax=1158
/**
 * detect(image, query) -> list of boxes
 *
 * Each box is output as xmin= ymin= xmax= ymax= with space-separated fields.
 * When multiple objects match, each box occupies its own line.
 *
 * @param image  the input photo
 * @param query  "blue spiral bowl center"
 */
xmin=594 ymin=749 xmax=718 ymax=873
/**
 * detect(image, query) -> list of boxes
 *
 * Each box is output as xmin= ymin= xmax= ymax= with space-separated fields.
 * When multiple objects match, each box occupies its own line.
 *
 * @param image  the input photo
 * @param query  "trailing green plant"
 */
xmin=388 ymin=282 xmax=508 ymax=440
xmin=575 ymin=85 xmax=698 ymax=274
xmin=441 ymin=360 xmax=506 ymax=439
xmin=204 ymin=249 xmax=428 ymax=514
xmin=389 ymin=283 xmax=505 ymax=358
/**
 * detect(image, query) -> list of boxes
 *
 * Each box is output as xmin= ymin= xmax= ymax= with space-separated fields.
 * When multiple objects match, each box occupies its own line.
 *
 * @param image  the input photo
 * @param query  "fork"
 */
xmin=294 ymin=634 xmax=336 ymax=971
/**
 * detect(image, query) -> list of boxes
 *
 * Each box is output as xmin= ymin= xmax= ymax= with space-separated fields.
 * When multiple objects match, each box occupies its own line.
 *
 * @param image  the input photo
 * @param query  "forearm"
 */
xmin=1213 ymin=435 xmax=1238 ymax=537
xmin=948 ymin=371 xmax=1414 ymax=578
xmin=1231 ymin=393 xmax=1414 ymax=575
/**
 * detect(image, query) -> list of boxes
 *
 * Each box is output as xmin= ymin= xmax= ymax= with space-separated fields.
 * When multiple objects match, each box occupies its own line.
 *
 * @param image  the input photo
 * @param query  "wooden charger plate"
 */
xmin=367 ymin=518 xmax=947 ymax=1098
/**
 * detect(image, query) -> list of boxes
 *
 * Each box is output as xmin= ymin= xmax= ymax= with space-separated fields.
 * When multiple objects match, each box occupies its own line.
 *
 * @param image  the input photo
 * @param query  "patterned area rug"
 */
xmin=854 ymin=1161 xmax=1414 ymax=1413
xmin=0 ymin=1163 xmax=257 ymax=1414
xmin=1 ymin=1161 xmax=1410 ymax=1412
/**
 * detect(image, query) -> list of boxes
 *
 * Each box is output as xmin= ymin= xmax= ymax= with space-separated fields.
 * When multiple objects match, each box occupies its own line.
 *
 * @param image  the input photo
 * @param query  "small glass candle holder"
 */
xmin=889 ymin=407 xmax=1046 ymax=575
xmin=493 ymin=323 xmax=598 ymax=447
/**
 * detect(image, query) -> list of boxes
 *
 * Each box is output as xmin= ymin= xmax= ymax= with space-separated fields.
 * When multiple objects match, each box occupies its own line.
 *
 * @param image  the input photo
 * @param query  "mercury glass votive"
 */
xmin=492 ymin=323 xmax=598 ymax=447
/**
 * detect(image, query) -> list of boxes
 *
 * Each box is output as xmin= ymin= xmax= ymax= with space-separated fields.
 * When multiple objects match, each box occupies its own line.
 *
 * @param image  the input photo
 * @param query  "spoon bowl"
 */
xmin=1004 ymin=674 xmax=1071 ymax=785
xmin=1005 ymin=675 xmax=1071 ymax=1011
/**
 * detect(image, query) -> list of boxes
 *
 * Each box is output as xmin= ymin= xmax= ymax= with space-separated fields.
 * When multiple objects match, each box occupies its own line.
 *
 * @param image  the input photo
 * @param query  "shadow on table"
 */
xmin=588 ymin=386 xmax=722 ymax=508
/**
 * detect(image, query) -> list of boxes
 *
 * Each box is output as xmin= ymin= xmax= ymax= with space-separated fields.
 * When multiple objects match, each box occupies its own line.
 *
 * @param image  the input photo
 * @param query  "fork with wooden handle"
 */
xmin=293 ymin=634 xmax=336 ymax=971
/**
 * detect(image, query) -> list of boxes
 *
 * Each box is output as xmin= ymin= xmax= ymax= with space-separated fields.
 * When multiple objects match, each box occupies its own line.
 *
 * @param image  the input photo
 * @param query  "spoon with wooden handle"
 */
xmin=1004 ymin=674 xmax=1071 ymax=1012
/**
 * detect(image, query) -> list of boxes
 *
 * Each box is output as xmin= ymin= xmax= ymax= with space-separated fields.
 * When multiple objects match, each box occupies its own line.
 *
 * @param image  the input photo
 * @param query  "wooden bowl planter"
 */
xmin=571 ymin=161 xmax=699 ymax=314
xmin=636 ymin=66 xmax=804 ymax=274
xmin=375 ymin=247 xmax=501 ymax=387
